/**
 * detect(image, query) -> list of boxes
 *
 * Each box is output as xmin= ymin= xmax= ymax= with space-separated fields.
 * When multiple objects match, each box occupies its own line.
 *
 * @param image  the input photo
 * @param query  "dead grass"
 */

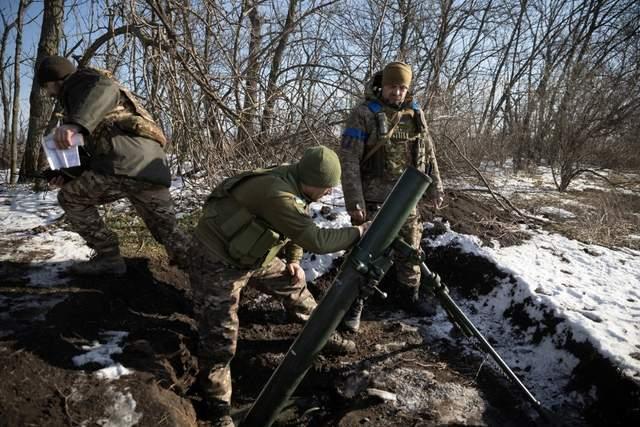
xmin=515 ymin=189 xmax=640 ymax=250
xmin=102 ymin=207 xmax=200 ymax=261
xmin=553 ymin=191 xmax=640 ymax=250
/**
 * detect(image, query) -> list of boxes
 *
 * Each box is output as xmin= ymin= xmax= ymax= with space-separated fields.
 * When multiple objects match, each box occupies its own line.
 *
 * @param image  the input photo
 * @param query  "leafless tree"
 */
xmin=9 ymin=0 xmax=28 ymax=184
xmin=19 ymin=0 xmax=64 ymax=182
xmin=0 ymin=10 xmax=17 ymax=167
xmin=7 ymin=0 xmax=639 ymax=190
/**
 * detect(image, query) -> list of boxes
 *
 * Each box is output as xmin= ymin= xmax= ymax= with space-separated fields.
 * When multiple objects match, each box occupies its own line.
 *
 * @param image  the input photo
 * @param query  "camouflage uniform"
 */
xmin=190 ymin=162 xmax=360 ymax=410
xmin=56 ymin=68 xmax=190 ymax=267
xmin=189 ymin=240 xmax=316 ymax=405
xmin=339 ymin=71 xmax=444 ymax=298
xmin=58 ymin=170 xmax=189 ymax=264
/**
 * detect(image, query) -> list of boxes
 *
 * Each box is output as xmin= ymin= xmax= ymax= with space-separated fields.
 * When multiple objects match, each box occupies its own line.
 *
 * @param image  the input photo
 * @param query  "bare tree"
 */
xmin=238 ymin=0 xmax=262 ymax=145
xmin=9 ymin=0 xmax=28 ymax=184
xmin=11 ymin=0 xmax=637 ymax=188
xmin=0 ymin=11 xmax=17 ymax=166
xmin=260 ymin=0 xmax=297 ymax=135
xmin=19 ymin=0 xmax=64 ymax=182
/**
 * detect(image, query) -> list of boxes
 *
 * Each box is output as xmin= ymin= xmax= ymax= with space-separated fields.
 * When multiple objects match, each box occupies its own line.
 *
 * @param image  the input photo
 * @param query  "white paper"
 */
xmin=41 ymin=133 xmax=84 ymax=170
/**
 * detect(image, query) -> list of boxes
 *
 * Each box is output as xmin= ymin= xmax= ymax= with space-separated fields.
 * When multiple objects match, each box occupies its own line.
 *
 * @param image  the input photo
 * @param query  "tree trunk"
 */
xmin=424 ymin=0 xmax=452 ymax=116
xmin=0 ymin=15 xmax=17 ymax=164
xmin=19 ymin=0 xmax=64 ymax=183
xmin=238 ymin=0 xmax=262 ymax=145
xmin=10 ymin=0 xmax=27 ymax=184
xmin=260 ymin=0 xmax=298 ymax=135
xmin=396 ymin=0 xmax=414 ymax=62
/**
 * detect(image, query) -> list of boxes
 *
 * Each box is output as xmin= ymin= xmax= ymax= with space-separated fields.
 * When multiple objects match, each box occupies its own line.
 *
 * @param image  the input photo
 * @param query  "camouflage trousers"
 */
xmin=188 ymin=238 xmax=316 ymax=405
xmin=366 ymin=202 xmax=422 ymax=296
xmin=57 ymin=170 xmax=190 ymax=267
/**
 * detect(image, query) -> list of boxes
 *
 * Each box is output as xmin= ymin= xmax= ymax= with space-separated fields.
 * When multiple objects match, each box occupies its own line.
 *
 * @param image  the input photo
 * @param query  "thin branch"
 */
xmin=441 ymin=133 xmax=543 ymax=223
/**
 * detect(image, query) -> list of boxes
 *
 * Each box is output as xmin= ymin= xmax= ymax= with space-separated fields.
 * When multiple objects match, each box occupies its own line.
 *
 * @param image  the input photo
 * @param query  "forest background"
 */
xmin=1 ymin=0 xmax=639 ymax=192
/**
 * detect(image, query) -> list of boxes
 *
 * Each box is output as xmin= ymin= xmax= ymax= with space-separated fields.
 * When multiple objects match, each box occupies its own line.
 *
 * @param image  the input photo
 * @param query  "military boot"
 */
xmin=397 ymin=286 xmax=436 ymax=317
xmin=212 ymin=415 xmax=235 ymax=427
xmin=324 ymin=331 xmax=356 ymax=354
xmin=69 ymin=252 xmax=126 ymax=276
xmin=202 ymin=400 xmax=234 ymax=427
xmin=402 ymin=296 xmax=436 ymax=317
xmin=341 ymin=298 xmax=365 ymax=333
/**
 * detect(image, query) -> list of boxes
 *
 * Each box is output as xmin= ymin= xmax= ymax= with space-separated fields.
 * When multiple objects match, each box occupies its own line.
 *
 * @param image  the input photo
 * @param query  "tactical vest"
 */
xmin=362 ymin=100 xmax=427 ymax=178
xmin=200 ymin=167 xmax=295 ymax=268
xmin=77 ymin=67 xmax=167 ymax=147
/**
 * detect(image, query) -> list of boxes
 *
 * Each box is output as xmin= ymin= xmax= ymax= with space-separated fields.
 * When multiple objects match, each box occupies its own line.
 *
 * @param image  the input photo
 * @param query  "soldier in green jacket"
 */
xmin=339 ymin=62 xmax=445 ymax=331
xmin=189 ymin=146 xmax=368 ymax=426
xmin=37 ymin=55 xmax=189 ymax=274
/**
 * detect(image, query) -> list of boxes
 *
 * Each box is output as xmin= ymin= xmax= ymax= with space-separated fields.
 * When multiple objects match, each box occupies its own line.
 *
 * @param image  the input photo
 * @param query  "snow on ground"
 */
xmin=449 ymin=161 xmax=637 ymax=198
xmin=537 ymin=206 xmax=577 ymax=219
xmin=95 ymin=387 xmax=143 ymax=427
xmin=72 ymin=331 xmax=132 ymax=380
xmin=0 ymin=184 xmax=92 ymax=281
xmin=0 ymin=182 xmax=135 ymax=382
xmin=0 ymin=185 xmax=63 ymax=231
xmin=2 ymin=168 xmax=639 ymax=414
xmin=422 ymin=223 xmax=640 ymax=408
xmin=302 ymin=187 xmax=353 ymax=282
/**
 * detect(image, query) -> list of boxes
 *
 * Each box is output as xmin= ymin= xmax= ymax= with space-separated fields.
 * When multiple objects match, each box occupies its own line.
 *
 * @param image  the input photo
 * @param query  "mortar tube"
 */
xmin=241 ymin=167 xmax=431 ymax=427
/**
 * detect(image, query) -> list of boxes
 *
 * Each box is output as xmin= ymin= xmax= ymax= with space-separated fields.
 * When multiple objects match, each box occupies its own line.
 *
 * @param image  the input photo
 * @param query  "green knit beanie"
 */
xmin=37 ymin=56 xmax=76 ymax=86
xmin=298 ymin=146 xmax=341 ymax=187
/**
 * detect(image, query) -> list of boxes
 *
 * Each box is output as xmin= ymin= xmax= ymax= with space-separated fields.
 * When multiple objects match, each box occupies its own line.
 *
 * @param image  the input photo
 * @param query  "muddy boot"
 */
xmin=213 ymin=415 xmax=235 ymax=427
xmin=202 ymin=399 xmax=235 ymax=427
xmin=324 ymin=331 xmax=356 ymax=354
xmin=69 ymin=252 xmax=126 ymax=276
xmin=397 ymin=286 xmax=436 ymax=317
xmin=287 ymin=310 xmax=311 ymax=324
xmin=402 ymin=296 xmax=436 ymax=317
xmin=341 ymin=298 xmax=365 ymax=333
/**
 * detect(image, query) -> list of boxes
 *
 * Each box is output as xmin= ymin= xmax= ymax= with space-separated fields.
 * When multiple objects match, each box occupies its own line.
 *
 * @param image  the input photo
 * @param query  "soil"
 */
xmin=1 ymin=191 xmax=638 ymax=427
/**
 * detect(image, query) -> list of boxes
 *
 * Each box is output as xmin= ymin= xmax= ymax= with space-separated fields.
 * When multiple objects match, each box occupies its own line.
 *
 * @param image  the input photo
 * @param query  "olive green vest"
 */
xmin=195 ymin=166 xmax=297 ymax=269
xmin=62 ymin=68 xmax=172 ymax=187
xmin=76 ymin=67 xmax=167 ymax=146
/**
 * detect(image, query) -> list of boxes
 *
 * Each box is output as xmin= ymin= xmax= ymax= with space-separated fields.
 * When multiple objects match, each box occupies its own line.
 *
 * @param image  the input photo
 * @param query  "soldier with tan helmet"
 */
xmin=37 ymin=55 xmax=190 ymax=274
xmin=339 ymin=61 xmax=445 ymax=331
xmin=189 ymin=146 xmax=368 ymax=426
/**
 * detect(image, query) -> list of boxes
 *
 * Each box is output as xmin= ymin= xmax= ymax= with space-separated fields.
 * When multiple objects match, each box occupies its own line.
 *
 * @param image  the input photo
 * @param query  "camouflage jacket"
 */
xmin=60 ymin=68 xmax=171 ymax=187
xmin=339 ymin=71 xmax=444 ymax=211
xmin=195 ymin=164 xmax=361 ymax=269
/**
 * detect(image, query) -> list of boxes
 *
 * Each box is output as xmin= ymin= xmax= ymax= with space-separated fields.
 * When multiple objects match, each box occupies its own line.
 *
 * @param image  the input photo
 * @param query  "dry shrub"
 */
xmin=553 ymin=191 xmax=640 ymax=249
xmin=590 ymin=140 xmax=640 ymax=170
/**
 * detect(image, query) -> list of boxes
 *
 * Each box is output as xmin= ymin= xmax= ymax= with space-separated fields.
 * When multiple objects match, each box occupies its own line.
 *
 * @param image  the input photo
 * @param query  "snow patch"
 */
xmin=72 ymin=331 xmax=132 ymax=379
xmin=538 ymin=206 xmax=576 ymax=219
xmin=302 ymin=186 xmax=352 ymax=282
xmin=94 ymin=388 xmax=142 ymax=427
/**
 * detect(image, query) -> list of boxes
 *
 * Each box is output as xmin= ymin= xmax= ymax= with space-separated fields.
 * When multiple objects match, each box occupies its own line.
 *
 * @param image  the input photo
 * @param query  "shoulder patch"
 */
xmin=367 ymin=100 xmax=383 ymax=113
xmin=293 ymin=196 xmax=308 ymax=215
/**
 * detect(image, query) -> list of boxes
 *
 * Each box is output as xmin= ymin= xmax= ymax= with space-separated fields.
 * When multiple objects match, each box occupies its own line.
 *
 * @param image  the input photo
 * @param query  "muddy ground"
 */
xmin=1 ymin=191 xmax=638 ymax=426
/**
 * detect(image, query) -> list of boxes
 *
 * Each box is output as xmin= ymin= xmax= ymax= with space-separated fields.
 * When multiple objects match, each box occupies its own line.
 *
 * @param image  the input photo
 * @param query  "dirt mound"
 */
xmin=1 ymin=252 xmax=539 ymax=426
xmin=423 ymin=190 xmax=530 ymax=247
xmin=2 ymin=233 xmax=638 ymax=426
xmin=0 ymin=344 xmax=197 ymax=427
xmin=0 ymin=257 xmax=199 ymax=427
xmin=421 ymin=243 xmax=640 ymax=427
